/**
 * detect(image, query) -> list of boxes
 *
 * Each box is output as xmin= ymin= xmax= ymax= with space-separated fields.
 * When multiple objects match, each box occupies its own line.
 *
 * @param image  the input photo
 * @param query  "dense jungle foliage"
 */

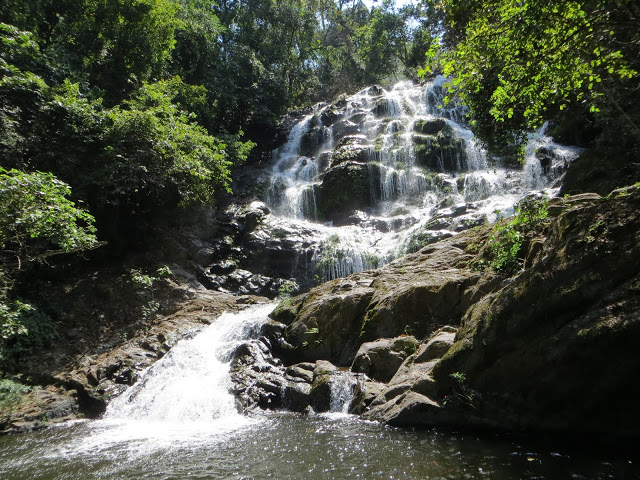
xmin=0 ymin=0 xmax=637 ymax=376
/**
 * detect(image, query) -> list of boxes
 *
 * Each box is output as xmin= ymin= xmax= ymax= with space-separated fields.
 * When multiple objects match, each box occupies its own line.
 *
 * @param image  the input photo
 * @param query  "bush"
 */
xmin=0 ymin=168 xmax=98 ymax=263
xmin=486 ymin=195 xmax=549 ymax=274
xmin=0 ymin=298 xmax=56 ymax=369
xmin=0 ymin=376 xmax=29 ymax=422
xmin=487 ymin=224 xmax=522 ymax=275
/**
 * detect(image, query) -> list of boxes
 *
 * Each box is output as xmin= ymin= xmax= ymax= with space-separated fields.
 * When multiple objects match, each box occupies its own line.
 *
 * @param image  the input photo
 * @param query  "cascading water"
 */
xmin=328 ymin=371 xmax=362 ymax=414
xmin=265 ymin=77 xmax=582 ymax=283
xmin=104 ymin=303 xmax=275 ymax=431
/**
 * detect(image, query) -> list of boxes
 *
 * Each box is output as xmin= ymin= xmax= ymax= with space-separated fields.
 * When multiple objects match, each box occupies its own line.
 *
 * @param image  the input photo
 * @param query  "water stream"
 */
xmin=264 ymin=78 xmax=581 ymax=283
xmin=1 ymin=306 xmax=638 ymax=479
xmin=0 ymin=82 xmax=633 ymax=478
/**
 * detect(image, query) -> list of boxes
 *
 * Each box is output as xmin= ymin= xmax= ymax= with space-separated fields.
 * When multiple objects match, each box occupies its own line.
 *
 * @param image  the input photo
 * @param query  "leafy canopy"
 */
xmin=422 ymin=0 xmax=639 ymax=155
xmin=0 ymin=168 xmax=97 ymax=263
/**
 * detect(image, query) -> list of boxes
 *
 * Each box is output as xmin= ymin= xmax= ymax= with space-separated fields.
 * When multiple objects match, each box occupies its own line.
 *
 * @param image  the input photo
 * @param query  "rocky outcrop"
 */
xmin=431 ymin=184 xmax=640 ymax=435
xmin=413 ymin=131 xmax=467 ymax=172
xmin=258 ymin=185 xmax=640 ymax=436
xmin=316 ymin=162 xmax=382 ymax=221
xmin=269 ymin=228 xmax=497 ymax=367
xmin=351 ymin=336 xmax=419 ymax=382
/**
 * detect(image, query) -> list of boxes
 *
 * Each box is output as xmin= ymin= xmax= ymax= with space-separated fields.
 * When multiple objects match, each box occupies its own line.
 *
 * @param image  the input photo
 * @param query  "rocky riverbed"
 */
xmin=228 ymin=184 xmax=640 ymax=436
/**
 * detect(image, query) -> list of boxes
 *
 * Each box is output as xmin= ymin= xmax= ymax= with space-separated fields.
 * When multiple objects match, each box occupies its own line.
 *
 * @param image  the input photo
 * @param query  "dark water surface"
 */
xmin=1 ymin=413 xmax=637 ymax=480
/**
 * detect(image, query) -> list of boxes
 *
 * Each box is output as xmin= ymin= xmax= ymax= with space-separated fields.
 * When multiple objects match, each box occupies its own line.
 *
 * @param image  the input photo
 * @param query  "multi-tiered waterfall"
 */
xmin=261 ymin=77 xmax=580 ymax=284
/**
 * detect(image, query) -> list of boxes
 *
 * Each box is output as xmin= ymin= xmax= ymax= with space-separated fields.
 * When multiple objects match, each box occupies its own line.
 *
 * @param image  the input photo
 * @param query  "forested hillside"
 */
xmin=0 ymin=0 xmax=638 ymax=428
xmin=0 ymin=0 xmax=436 ymax=377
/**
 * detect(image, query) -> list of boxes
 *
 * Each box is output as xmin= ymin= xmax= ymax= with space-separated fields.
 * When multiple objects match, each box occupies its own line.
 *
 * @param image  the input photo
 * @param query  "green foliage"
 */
xmin=47 ymin=0 xmax=183 ymax=104
xmin=278 ymin=280 xmax=298 ymax=299
xmin=0 ymin=297 xmax=56 ymax=368
xmin=103 ymin=77 xmax=245 ymax=208
xmin=444 ymin=371 xmax=477 ymax=410
xmin=487 ymin=223 xmax=523 ymax=275
xmin=156 ymin=265 xmax=172 ymax=277
xmin=132 ymin=272 xmax=154 ymax=288
xmin=0 ymin=376 xmax=29 ymax=421
xmin=0 ymin=23 xmax=42 ymax=73
xmin=0 ymin=299 xmax=30 ymax=339
xmin=512 ymin=195 xmax=549 ymax=232
xmin=130 ymin=266 xmax=172 ymax=320
xmin=424 ymin=0 xmax=639 ymax=156
xmin=486 ymin=195 xmax=549 ymax=274
xmin=0 ymin=168 xmax=98 ymax=263
xmin=0 ymin=168 xmax=95 ymax=370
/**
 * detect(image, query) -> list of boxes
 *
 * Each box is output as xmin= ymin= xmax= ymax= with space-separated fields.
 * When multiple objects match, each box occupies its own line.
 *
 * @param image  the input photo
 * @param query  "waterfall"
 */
xmin=329 ymin=371 xmax=361 ymax=414
xmin=262 ymin=77 xmax=583 ymax=284
xmin=105 ymin=303 xmax=275 ymax=425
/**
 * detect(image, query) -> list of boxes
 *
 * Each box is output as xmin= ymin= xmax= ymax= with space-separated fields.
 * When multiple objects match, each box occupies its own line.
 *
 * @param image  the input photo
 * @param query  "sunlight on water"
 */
xmin=43 ymin=304 xmax=276 ymax=460
xmin=264 ymin=78 xmax=583 ymax=283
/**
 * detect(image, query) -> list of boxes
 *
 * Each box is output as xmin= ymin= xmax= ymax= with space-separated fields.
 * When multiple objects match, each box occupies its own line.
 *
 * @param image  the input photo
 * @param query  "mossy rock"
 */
xmin=300 ymin=127 xmax=325 ymax=157
xmin=270 ymin=294 xmax=306 ymax=325
xmin=330 ymin=135 xmax=371 ymax=167
xmin=413 ymin=118 xmax=448 ymax=135
xmin=316 ymin=162 xmax=382 ymax=221
xmin=404 ymin=230 xmax=455 ymax=254
xmin=413 ymin=133 xmax=467 ymax=172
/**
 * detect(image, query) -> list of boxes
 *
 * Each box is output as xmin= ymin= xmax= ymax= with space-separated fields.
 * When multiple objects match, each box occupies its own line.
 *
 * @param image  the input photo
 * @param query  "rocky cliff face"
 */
xmin=236 ymin=184 xmax=640 ymax=436
xmin=192 ymin=79 xmax=578 ymax=297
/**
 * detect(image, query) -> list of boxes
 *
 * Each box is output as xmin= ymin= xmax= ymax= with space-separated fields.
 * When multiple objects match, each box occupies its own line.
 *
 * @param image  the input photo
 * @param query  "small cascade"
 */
xmin=329 ymin=371 xmax=361 ymax=414
xmin=106 ymin=304 xmax=275 ymax=425
xmin=259 ymin=76 xmax=582 ymax=285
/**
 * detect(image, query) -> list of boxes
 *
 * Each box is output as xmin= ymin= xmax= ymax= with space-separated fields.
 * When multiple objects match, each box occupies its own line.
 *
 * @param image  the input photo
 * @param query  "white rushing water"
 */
xmin=63 ymin=304 xmax=276 ymax=453
xmin=264 ymin=77 xmax=582 ymax=283
xmin=328 ymin=371 xmax=362 ymax=415
xmin=107 ymin=304 xmax=274 ymax=424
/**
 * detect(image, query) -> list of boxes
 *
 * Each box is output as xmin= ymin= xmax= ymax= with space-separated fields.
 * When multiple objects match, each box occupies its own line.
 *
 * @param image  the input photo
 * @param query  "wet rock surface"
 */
xmin=253 ymin=186 xmax=640 ymax=436
xmin=2 ymin=286 xmax=269 ymax=434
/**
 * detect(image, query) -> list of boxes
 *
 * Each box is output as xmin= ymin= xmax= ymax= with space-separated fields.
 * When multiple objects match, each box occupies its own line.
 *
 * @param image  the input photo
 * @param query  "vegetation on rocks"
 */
xmin=1 ymin=0 xmax=639 ymax=440
xmin=482 ymin=195 xmax=550 ymax=274
xmin=264 ymin=186 xmax=640 ymax=435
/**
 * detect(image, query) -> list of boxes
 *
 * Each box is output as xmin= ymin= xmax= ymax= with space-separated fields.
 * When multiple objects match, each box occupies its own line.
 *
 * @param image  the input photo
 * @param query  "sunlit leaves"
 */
xmin=0 ymin=168 xmax=97 ymax=259
xmin=434 ymin=0 xmax=638 ymax=154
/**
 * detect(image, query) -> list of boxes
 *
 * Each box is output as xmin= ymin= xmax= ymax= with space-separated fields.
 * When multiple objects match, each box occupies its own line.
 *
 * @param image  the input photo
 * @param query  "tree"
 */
xmin=424 ymin=0 xmax=639 ymax=156
xmin=0 ymin=168 xmax=98 ymax=267
xmin=0 ymin=168 xmax=99 ymax=367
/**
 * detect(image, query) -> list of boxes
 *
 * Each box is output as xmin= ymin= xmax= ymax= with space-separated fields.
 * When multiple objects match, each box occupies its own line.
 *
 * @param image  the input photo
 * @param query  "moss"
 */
xmin=316 ymin=163 xmax=380 ymax=220
xmin=413 ymin=132 xmax=467 ymax=172
xmin=413 ymin=118 xmax=447 ymax=135
xmin=270 ymin=296 xmax=304 ymax=325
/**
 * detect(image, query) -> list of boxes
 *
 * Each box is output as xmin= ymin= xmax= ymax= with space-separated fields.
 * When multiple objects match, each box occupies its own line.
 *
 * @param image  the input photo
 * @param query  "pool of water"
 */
xmin=1 ymin=413 xmax=637 ymax=480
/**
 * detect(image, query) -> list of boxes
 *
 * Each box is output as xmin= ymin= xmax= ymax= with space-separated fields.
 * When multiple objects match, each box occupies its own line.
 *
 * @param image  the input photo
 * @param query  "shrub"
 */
xmin=486 ymin=195 xmax=549 ymax=274
xmin=0 ymin=376 xmax=30 ymax=423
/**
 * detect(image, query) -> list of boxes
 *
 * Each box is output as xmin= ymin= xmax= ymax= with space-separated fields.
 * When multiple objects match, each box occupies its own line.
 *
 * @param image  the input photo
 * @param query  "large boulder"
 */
xmin=351 ymin=336 xmax=419 ymax=382
xmin=272 ymin=230 xmax=495 ymax=367
xmin=274 ymin=275 xmax=376 ymax=365
xmin=330 ymin=135 xmax=372 ymax=167
xmin=358 ymin=327 xmax=456 ymax=417
xmin=432 ymin=186 xmax=640 ymax=435
xmin=316 ymin=162 xmax=382 ymax=221
xmin=358 ymin=239 xmax=490 ymax=342
xmin=413 ymin=131 xmax=468 ymax=172
xmin=413 ymin=118 xmax=448 ymax=135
